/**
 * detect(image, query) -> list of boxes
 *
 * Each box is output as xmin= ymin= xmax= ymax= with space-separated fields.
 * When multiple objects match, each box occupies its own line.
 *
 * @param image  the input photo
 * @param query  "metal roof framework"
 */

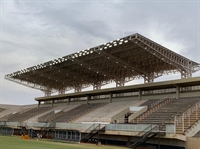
xmin=5 ymin=33 xmax=200 ymax=95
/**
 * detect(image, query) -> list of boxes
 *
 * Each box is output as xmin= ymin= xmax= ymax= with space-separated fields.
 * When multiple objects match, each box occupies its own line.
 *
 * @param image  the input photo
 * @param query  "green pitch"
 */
xmin=0 ymin=135 xmax=129 ymax=149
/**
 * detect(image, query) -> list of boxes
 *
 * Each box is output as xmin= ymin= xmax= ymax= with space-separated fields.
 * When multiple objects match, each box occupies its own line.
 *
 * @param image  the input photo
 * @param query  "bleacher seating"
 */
xmin=50 ymin=103 xmax=105 ymax=123
xmin=38 ymin=104 xmax=81 ymax=122
xmin=140 ymin=99 xmax=164 ymax=109
xmin=138 ymin=97 xmax=200 ymax=125
xmin=73 ymin=100 xmax=141 ymax=123
xmin=0 ymin=108 xmax=5 ymax=113
xmin=6 ymin=107 xmax=52 ymax=122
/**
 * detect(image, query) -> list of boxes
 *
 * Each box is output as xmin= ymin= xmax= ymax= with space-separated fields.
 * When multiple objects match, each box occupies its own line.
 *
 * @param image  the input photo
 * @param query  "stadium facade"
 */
xmin=1 ymin=33 xmax=200 ymax=149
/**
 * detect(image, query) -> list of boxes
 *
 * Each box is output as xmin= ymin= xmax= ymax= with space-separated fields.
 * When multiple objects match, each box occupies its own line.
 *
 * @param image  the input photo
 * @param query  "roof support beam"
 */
xmin=6 ymin=77 xmax=56 ymax=93
xmin=74 ymin=85 xmax=82 ymax=92
xmin=130 ymin=39 xmax=181 ymax=81
xmin=144 ymin=73 xmax=155 ymax=83
xmin=94 ymin=50 xmax=147 ymax=76
xmin=93 ymin=82 xmax=102 ymax=90
xmin=68 ymin=56 xmax=119 ymax=81
xmin=58 ymin=88 xmax=66 ymax=94
xmin=116 ymin=78 xmax=125 ymax=87
xmin=134 ymin=33 xmax=197 ymax=78
xmin=93 ymin=48 xmax=149 ymax=86
xmin=44 ymin=89 xmax=52 ymax=96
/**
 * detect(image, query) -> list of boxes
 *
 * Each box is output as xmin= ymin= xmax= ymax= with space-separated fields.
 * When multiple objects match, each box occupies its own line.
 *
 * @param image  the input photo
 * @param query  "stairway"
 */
xmin=133 ymin=98 xmax=174 ymax=123
xmin=130 ymin=125 xmax=159 ymax=148
xmin=39 ymin=123 xmax=55 ymax=138
xmin=19 ymin=126 xmax=28 ymax=135
xmin=176 ymin=106 xmax=200 ymax=134
xmin=81 ymin=124 xmax=105 ymax=143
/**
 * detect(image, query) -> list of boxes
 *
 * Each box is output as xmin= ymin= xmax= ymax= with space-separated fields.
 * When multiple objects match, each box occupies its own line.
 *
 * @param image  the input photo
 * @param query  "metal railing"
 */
xmin=134 ymin=98 xmax=174 ymax=123
xmin=175 ymin=101 xmax=200 ymax=133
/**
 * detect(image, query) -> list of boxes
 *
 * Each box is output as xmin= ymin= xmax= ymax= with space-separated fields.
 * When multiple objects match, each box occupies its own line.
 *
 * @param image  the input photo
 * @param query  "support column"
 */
xmin=44 ymin=89 xmax=52 ymax=96
xmin=74 ymin=86 xmax=82 ymax=92
xmin=51 ymin=100 xmax=54 ymax=107
xmin=138 ymin=90 xmax=142 ymax=100
xmin=68 ymin=98 xmax=71 ymax=105
xmin=38 ymin=101 xmax=41 ymax=108
xmin=116 ymin=79 xmax=125 ymax=87
xmin=58 ymin=89 xmax=65 ymax=94
xmin=144 ymin=73 xmax=154 ymax=83
xmin=87 ymin=95 xmax=91 ymax=104
xmin=93 ymin=83 xmax=102 ymax=90
xmin=176 ymin=86 xmax=180 ymax=99
xmin=109 ymin=93 xmax=113 ymax=103
xmin=126 ymin=137 xmax=131 ymax=147
xmin=181 ymin=67 xmax=192 ymax=79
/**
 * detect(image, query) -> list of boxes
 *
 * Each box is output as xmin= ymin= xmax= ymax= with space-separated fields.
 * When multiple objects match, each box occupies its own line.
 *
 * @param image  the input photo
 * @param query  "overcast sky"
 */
xmin=1 ymin=0 xmax=200 ymax=105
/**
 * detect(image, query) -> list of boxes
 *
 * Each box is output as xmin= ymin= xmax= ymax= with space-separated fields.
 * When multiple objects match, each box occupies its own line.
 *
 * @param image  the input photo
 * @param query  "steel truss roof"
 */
xmin=5 ymin=33 xmax=200 ymax=95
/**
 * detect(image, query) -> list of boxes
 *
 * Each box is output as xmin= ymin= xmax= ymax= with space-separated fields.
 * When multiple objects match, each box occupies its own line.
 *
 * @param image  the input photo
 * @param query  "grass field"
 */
xmin=0 ymin=135 xmax=129 ymax=149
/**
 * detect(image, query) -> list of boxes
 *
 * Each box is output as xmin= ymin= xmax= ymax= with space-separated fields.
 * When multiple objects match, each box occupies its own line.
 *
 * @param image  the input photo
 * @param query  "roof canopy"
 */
xmin=5 ymin=33 xmax=200 ymax=95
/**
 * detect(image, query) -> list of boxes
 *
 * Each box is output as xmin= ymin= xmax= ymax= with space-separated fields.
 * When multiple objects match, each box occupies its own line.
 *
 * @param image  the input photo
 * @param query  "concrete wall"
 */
xmin=180 ymin=90 xmax=200 ymax=98
xmin=111 ymin=96 xmax=138 ymax=102
xmin=96 ymin=132 xmax=186 ymax=148
xmin=128 ymin=106 xmax=147 ymax=123
xmin=41 ymin=89 xmax=200 ymax=107
xmin=185 ymin=119 xmax=200 ymax=137
xmin=139 ymin=90 xmax=200 ymax=100
xmin=186 ymin=137 xmax=200 ymax=149
xmin=111 ymin=108 xmax=129 ymax=123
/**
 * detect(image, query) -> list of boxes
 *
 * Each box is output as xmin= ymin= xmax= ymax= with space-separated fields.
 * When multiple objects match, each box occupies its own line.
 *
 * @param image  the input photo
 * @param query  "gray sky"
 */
xmin=1 ymin=0 xmax=200 ymax=105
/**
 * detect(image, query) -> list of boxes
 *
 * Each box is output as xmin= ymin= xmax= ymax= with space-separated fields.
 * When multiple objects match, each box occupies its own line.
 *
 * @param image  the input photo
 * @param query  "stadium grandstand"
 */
xmin=1 ymin=33 xmax=200 ymax=149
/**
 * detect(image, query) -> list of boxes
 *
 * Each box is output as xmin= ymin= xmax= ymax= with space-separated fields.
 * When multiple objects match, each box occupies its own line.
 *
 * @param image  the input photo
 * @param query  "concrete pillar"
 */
xmin=176 ymin=86 xmax=180 ymax=99
xmin=109 ymin=93 xmax=113 ymax=103
xmin=68 ymin=98 xmax=71 ymax=105
xmin=87 ymin=95 xmax=91 ymax=104
xmin=51 ymin=100 xmax=54 ymax=107
xmin=138 ymin=90 xmax=142 ymax=100
xmin=38 ymin=101 xmax=41 ymax=108
xmin=126 ymin=137 xmax=131 ymax=147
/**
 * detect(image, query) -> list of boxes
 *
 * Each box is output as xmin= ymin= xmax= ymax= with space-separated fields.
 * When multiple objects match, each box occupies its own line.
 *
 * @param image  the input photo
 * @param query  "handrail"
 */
xmin=130 ymin=124 xmax=159 ymax=148
xmin=175 ymin=101 xmax=200 ymax=125
xmin=138 ymin=125 xmax=159 ymax=137
xmin=175 ymin=100 xmax=200 ymax=134
xmin=137 ymin=125 xmax=152 ymax=137
xmin=85 ymin=123 xmax=96 ymax=133
xmin=134 ymin=98 xmax=174 ymax=123
xmin=38 ymin=111 xmax=54 ymax=122
xmin=150 ymin=99 xmax=164 ymax=109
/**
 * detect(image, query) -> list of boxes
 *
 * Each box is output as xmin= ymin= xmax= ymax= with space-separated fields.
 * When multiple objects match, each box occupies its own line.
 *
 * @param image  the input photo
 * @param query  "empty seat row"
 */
xmin=138 ymin=97 xmax=200 ymax=125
